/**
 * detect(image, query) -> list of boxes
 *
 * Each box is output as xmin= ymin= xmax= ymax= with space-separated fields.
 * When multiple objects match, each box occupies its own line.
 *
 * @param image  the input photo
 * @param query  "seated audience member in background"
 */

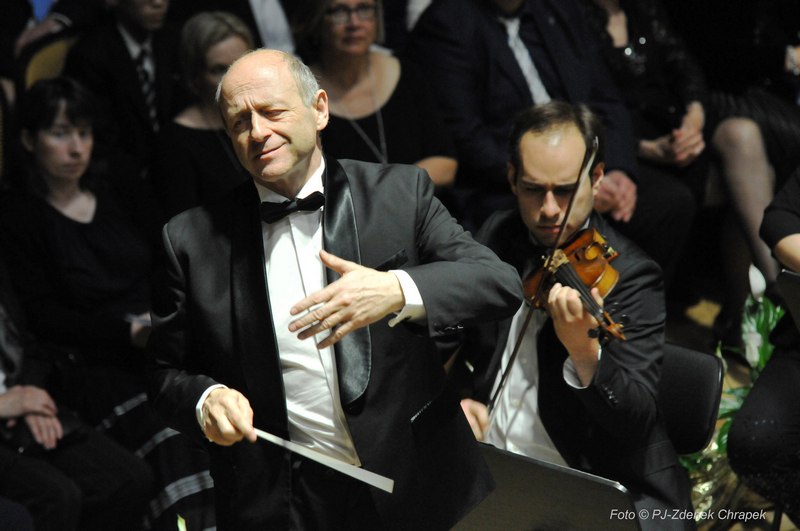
xmin=455 ymin=102 xmax=694 ymax=530
xmin=406 ymin=0 xmax=692 ymax=288
xmin=152 ymin=11 xmax=252 ymax=220
xmin=665 ymin=0 xmax=800 ymax=106
xmin=0 ymin=254 xmax=152 ymax=531
xmin=0 ymin=77 xmax=214 ymax=530
xmin=309 ymin=0 xmax=457 ymax=188
xmin=727 ymin=165 xmax=800 ymax=526
xmin=63 ymin=0 xmax=182 ymax=181
xmin=579 ymin=0 xmax=784 ymax=340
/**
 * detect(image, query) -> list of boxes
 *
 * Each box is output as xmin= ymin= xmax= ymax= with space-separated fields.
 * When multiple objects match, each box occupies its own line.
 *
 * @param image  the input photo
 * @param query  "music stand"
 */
xmin=777 ymin=269 xmax=800 ymax=332
xmin=455 ymin=443 xmax=641 ymax=531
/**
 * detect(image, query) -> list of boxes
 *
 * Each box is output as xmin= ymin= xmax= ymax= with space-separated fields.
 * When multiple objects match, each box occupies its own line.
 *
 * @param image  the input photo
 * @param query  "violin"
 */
xmin=486 ymin=135 xmax=625 ymax=413
xmin=524 ymin=227 xmax=626 ymax=342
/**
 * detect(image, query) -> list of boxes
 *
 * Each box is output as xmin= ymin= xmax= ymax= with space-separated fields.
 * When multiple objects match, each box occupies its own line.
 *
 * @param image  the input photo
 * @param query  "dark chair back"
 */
xmin=658 ymin=343 xmax=723 ymax=455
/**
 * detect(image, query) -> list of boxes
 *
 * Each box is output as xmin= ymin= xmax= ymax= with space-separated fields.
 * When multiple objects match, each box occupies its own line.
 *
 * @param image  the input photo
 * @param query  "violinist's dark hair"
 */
xmin=508 ymin=101 xmax=605 ymax=179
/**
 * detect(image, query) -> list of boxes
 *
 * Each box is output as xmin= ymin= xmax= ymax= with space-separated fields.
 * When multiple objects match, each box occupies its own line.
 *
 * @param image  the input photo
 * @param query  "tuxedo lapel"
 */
xmin=230 ymin=184 xmax=288 ymax=435
xmin=322 ymin=158 xmax=371 ymax=407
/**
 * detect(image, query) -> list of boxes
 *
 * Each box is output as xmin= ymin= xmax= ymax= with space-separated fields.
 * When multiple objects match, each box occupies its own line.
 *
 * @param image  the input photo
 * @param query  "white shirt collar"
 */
xmin=117 ymin=22 xmax=153 ymax=60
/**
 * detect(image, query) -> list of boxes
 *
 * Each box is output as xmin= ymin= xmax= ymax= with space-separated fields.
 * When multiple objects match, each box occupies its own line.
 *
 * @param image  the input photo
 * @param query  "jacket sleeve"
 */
xmin=401 ymin=170 xmax=524 ymax=337
xmin=146 ymin=223 xmax=220 ymax=441
xmin=573 ymin=249 xmax=666 ymax=441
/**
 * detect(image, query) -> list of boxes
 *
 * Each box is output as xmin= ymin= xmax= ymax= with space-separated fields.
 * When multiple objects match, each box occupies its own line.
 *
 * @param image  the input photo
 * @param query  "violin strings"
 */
xmin=554 ymin=263 xmax=605 ymax=321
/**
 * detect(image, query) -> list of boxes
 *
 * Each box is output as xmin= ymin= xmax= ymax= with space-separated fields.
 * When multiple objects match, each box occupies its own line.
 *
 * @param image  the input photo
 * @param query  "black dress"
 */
xmin=152 ymin=121 xmax=250 ymax=221
xmin=726 ymin=165 xmax=800 ymax=525
xmin=582 ymin=0 xmax=800 ymax=190
xmin=321 ymin=60 xmax=456 ymax=166
xmin=0 ymin=189 xmax=215 ymax=531
xmin=580 ymin=0 xmax=712 ymax=200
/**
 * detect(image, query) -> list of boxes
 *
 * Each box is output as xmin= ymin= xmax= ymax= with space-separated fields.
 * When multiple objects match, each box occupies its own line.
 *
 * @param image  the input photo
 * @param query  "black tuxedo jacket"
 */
xmin=64 ymin=19 xmax=181 ymax=175
xmin=147 ymin=159 xmax=523 ymax=530
xmin=407 ymin=0 xmax=638 ymax=189
xmin=459 ymin=210 xmax=693 ymax=527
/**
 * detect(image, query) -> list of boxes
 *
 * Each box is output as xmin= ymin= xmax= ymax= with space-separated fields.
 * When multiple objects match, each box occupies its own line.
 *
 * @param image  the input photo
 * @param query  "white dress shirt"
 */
xmin=486 ymin=300 xmax=598 ymax=466
xmin=485 ymin=303 xmax=566 ymax=465
xmin=196 ymin=159 xmax=426 ymax=464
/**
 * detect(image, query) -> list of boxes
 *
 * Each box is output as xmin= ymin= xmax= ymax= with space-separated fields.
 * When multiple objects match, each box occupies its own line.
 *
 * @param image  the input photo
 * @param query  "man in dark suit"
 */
xmin=455 ymin=102 xmax=694 ymax=530
xmin=406 ymin=0 xmax=637 ymax=223
xmin=406 ymin=0 xmax=692 ymax=288
xmin=63 ymin=0 xmax=181 ymax=179
xmin=147 ymin=49 xmax=523 ymax=530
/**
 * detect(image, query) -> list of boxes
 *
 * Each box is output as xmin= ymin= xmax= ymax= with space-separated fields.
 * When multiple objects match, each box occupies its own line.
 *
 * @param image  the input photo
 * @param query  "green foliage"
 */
xmin=713 ymin=296 xmax=783 ymax=453
xmin=680 ymin=296 xmax=783 ymax=472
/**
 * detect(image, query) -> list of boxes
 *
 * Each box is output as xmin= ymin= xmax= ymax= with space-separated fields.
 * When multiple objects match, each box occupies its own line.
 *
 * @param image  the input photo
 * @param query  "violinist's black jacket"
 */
xmin=455 ymin=209 xmax=694 ymax=530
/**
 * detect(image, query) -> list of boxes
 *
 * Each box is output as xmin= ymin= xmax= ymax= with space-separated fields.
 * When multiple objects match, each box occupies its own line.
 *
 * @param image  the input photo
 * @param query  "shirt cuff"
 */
xmin=562 ymin=346 xmax=602 ymax=389
xmin=195 ymin=384 xmax=228 ymax=428
xmin=387 ymin=269 xmax=426 ymax=327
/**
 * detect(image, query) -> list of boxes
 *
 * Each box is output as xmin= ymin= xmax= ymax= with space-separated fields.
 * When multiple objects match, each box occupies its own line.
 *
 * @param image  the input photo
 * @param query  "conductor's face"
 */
xmin=220 ymin=50 xmax=329 ymax=197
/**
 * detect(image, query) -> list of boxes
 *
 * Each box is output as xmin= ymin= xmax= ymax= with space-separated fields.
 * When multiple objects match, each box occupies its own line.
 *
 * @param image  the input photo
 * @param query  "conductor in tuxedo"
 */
xmin=146 ymin=49 xmax=522 ymax=530
xmin=456 ymin=102 xmax=694 ymax=530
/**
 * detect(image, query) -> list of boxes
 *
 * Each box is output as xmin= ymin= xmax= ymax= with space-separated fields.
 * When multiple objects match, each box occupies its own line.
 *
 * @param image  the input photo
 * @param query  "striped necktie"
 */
xmin=135 ymin=48 xmax=159 ymax=132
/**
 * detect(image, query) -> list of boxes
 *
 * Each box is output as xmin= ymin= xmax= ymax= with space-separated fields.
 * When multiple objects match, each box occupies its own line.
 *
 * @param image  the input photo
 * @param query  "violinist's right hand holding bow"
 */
xmin=547 ymin=283 xmax=603 ymax=387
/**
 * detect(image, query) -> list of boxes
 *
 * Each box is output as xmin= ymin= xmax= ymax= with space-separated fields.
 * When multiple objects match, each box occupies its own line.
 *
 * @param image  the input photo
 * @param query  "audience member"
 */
xmin=15 ymin=0 xmax=320 ymax=60
xmin=167 ymin=0 xmax=316 ymax=54
xmin=727 ymin=165 xmax=800 ymax=527
xmin=310 ymin=0 xmax=457 ymax=187
xmin=406 ymin=0 xmax=692 ymax=288
xmin=63 ymin=0 xmax=183 ymax=180
xmin=151 ymin=11 xmax=252 ymax=220
xmin=455 ymin=102 xmax=693 ymax=530
xmin=579 ymin=0 xmax=783 ymax=343
xmin=0 ymin=253 xmax=153 ymax=531
xmin=0 ymin=77 xmax=214 ymax=530
xmin=665 ymin=0 xmax=800 ymax=104
xmin=13 ymin=0 xmax=108 ymax=59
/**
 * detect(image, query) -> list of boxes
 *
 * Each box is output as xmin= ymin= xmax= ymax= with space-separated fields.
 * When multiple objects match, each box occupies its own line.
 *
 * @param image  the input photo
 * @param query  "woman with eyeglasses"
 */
xmin=308 ymin=0 xmax=457 ymax=187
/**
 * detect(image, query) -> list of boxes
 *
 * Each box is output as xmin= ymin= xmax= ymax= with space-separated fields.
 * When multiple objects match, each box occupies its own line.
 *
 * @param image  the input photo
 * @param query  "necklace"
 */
xmin=329 ymin=60 xmax=389 ymax=166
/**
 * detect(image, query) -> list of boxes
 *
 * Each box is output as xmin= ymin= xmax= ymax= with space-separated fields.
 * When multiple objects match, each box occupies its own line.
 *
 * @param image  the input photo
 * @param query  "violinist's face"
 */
xmin=508 ymin=126 xmax=603 ymax=248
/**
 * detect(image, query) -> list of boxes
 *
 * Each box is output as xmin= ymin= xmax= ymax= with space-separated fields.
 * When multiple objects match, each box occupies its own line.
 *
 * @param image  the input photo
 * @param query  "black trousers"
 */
xmin=728 ymin=352 xmax=800 ymax=525
xmin=0 ymin=428 xmax=153 ymax=531
xmin=0 ymin=496 xmax=32 ymax=531
xmin=289 ymin=454 xmax=382 ymax=530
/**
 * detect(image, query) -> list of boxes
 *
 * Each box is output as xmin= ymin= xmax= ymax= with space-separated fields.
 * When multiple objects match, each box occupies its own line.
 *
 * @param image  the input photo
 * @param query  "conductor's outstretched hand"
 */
xmin=289 ymin=250 xmax=405 ymax=349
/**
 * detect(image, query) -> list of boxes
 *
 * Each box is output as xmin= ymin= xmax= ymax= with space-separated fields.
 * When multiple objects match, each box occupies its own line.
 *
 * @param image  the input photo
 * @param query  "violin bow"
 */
xmin=487 ymin=137 xmax=598 ymax=415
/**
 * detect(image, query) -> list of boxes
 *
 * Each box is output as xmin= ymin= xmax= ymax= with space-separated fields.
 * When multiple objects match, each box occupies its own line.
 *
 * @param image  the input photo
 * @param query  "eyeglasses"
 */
xmin=325 ymin=3 xmax=377 ymax=25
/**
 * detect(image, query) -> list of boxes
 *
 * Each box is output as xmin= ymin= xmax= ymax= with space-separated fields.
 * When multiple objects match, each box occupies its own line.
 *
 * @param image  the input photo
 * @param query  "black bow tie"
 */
xmin=260 ymin=191 xmax=325 ymax=224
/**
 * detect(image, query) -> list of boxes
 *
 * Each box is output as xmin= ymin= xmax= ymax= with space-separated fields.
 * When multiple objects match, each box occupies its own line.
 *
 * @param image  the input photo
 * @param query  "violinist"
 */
xmin=454 ymin=101 xmax=694 ymax=530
